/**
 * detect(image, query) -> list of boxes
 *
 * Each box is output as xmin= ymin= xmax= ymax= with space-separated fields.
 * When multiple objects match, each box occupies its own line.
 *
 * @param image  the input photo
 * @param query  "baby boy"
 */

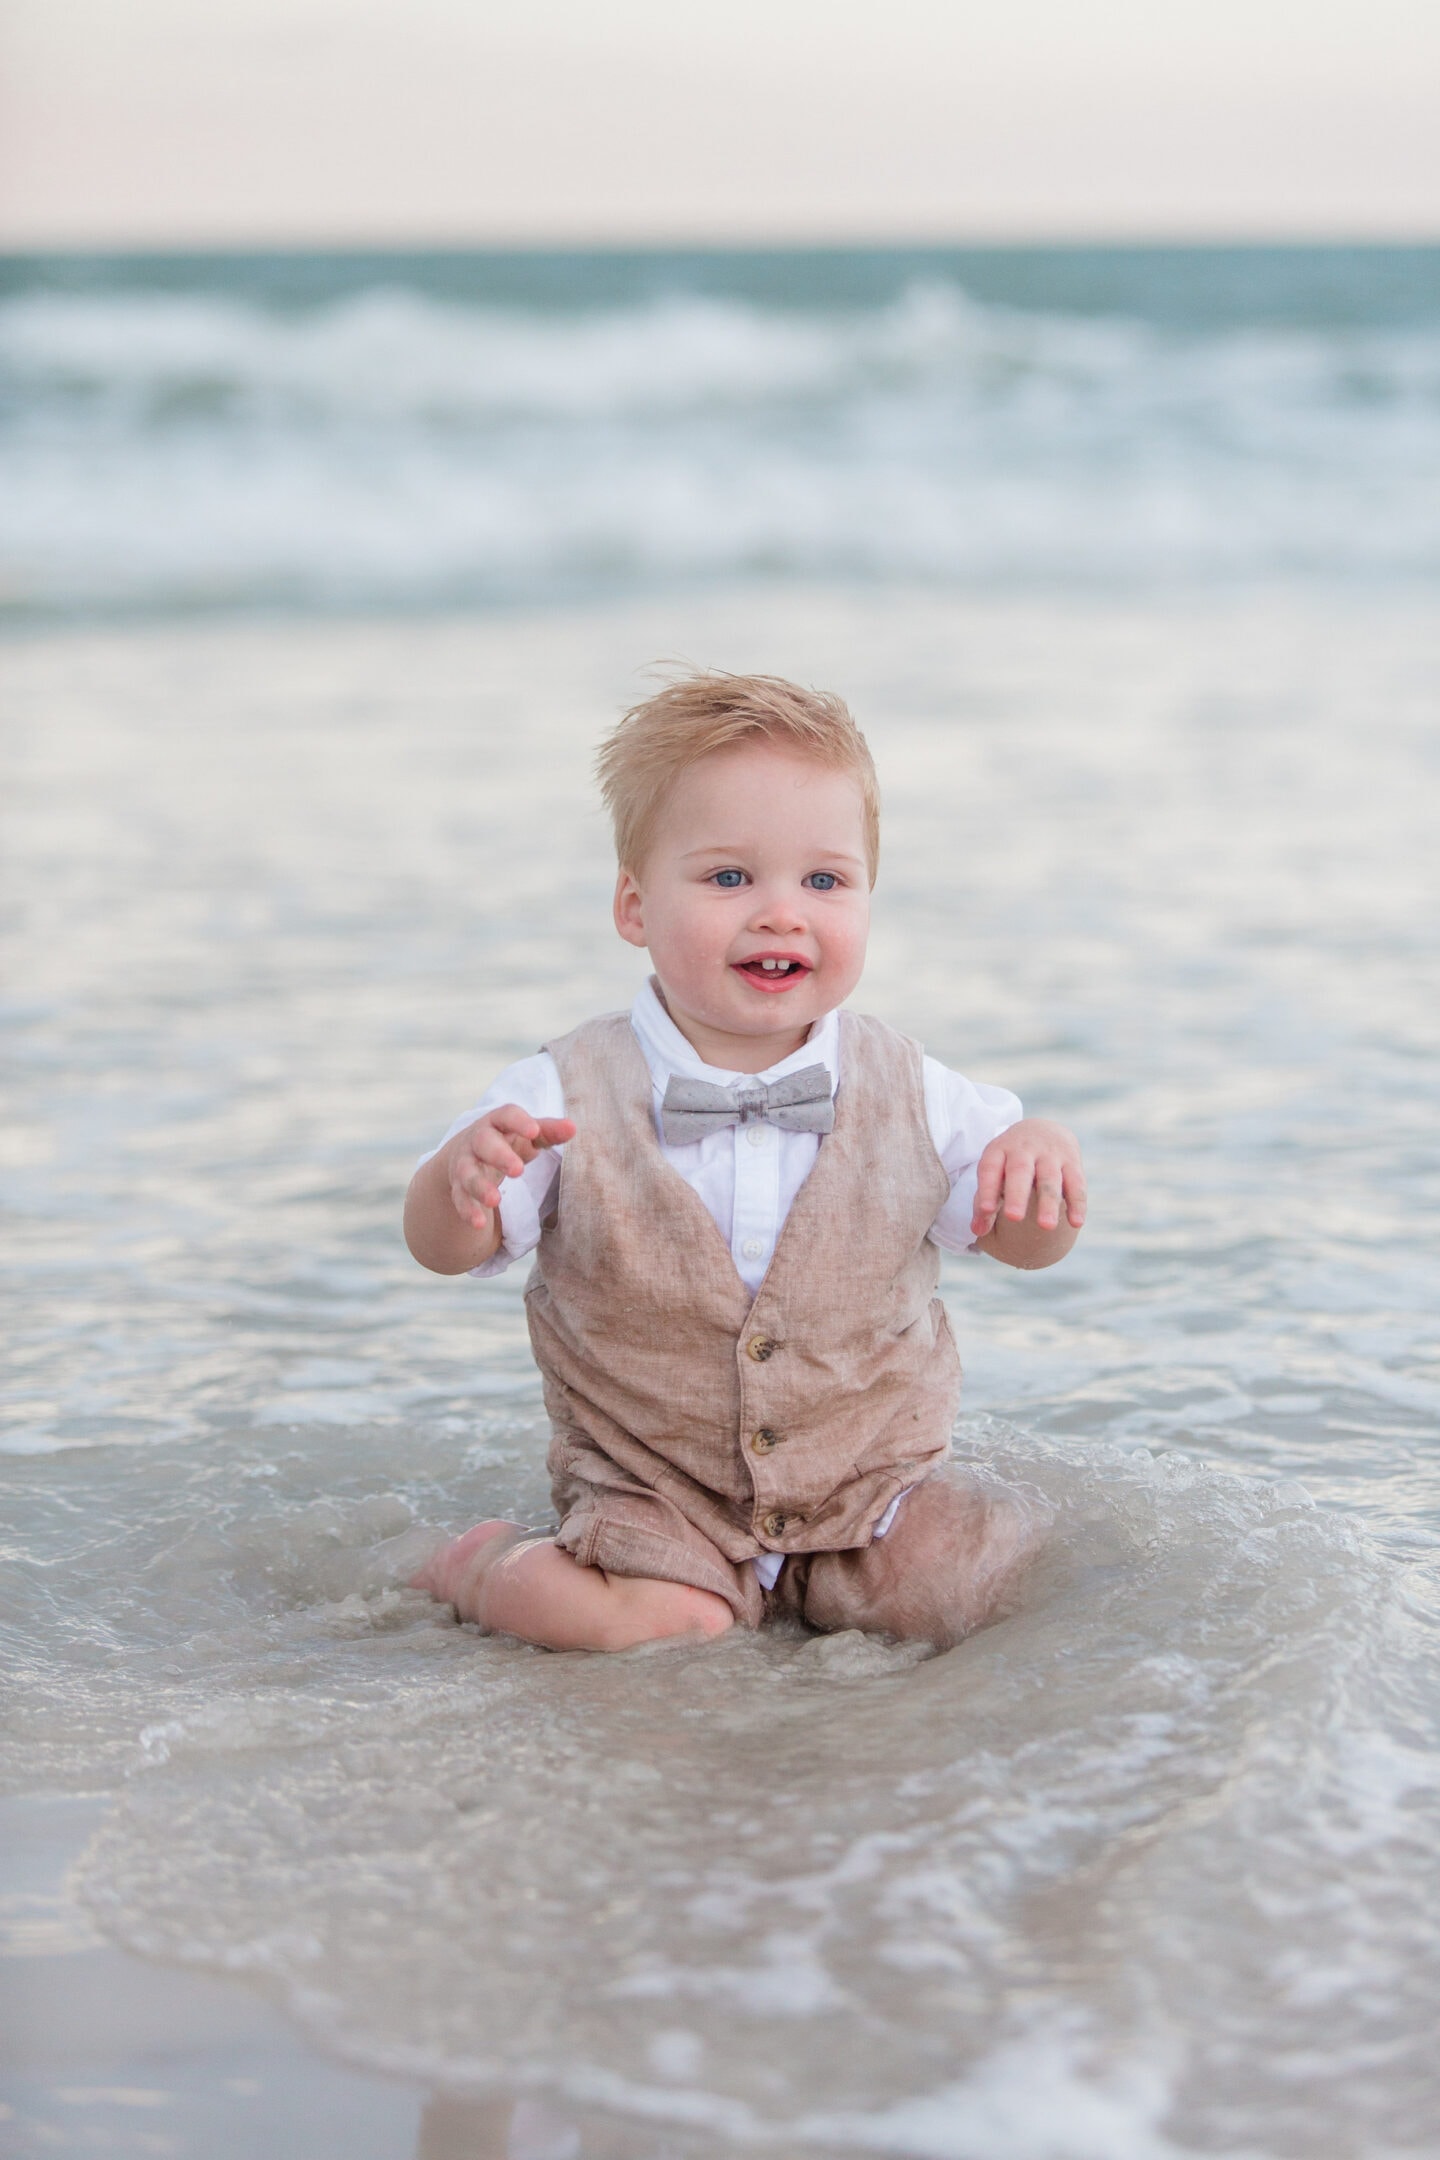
xmin=406 ymin=673 xmax=1086 ymax=1652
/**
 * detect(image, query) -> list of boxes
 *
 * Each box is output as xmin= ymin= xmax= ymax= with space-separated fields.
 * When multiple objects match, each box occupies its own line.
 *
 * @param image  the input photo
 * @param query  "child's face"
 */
xmin=614 ymin=741 xmax=872 ymax=1071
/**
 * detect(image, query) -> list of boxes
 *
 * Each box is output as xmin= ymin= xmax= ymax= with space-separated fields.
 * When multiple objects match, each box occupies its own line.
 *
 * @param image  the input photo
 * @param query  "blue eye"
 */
xmin=806 ymin=872 xmax=838 ymax=890
xmin=713 ymin=869 xmax=745 ymax=888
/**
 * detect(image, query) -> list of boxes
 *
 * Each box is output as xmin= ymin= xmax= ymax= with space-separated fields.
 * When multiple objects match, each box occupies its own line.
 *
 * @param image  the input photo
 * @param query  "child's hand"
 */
xmin=446 ymin=1106 xmax=576 ymax=1233
xmin=971 ymin=1118 xmax=1086 ymax=1259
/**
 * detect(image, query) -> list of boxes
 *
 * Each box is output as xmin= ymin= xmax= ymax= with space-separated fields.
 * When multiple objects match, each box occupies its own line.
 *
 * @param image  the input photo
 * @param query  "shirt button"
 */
xmin=761 ymin=1510 xmax=788 ymax=1537
xmin=746 ymin=1124 xmax=770 ymax=1148
xmin=746 ymin=1336 xmax=775 ymax=1362
xmin=741 ymin=1237 xmax=765 ymax=1260
xmin=751 ymin=1427 xmax=781 ymax=1454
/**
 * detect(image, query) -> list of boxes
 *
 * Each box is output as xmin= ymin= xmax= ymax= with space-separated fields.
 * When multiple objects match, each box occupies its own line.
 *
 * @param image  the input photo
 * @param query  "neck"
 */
xmin=652 ymin=984 xmax=815 ymax=1073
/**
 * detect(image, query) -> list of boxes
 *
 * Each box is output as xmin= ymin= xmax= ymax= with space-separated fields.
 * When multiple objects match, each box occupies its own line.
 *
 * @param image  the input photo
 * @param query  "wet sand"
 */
xmin=1 ymin=1797 xmax=424 ymax=2158
xmin=1 ymin=1793 xmax=822 ymax=2159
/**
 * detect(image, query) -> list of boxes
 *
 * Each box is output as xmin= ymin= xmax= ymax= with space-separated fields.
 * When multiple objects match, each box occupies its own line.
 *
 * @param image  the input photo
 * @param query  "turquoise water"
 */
xmin=8 ymin=242 xmax=1437 ymax=323
xmin=3 ymin=245 xmax=1438 ymax=615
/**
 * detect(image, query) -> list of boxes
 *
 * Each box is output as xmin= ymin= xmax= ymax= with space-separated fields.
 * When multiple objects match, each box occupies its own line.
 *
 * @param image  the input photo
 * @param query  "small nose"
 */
xmin=749 ymin=881 xmax=807 ymax=934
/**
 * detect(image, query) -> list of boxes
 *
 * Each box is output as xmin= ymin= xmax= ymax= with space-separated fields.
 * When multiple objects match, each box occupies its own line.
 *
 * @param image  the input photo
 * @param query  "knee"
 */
xmin=927 ymin=1489 xmax=1049 ymax=1638
xmin=677 ymin=1586 xmax=737 ymax=1640
xmin=598 ymin=1577 xmax=735 ymax=1651
xmin=971 ymin=1492 xmax=1049 ymax=1598
xmin=808 ymin=1486 xmax=1047 ymax=1648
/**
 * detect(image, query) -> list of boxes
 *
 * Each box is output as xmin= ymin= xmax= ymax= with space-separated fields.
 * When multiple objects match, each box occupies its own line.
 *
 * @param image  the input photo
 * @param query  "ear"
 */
xmin=613 ymin=868 xmax=648 ymax=949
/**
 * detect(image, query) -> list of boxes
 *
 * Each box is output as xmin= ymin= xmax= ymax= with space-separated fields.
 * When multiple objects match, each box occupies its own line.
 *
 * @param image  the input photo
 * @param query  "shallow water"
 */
xmin=3 ymin=591 xmax=1440 ymax=2157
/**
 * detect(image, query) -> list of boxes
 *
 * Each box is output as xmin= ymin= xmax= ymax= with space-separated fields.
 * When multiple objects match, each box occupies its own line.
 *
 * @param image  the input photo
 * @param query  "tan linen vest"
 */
xmin=525 ymin=1010 xmax=960 ymax=1564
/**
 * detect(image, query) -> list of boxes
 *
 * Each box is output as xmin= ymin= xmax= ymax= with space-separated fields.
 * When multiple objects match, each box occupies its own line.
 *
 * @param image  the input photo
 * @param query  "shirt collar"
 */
xmin=630 ymin=976 xmax=841 ymax=1097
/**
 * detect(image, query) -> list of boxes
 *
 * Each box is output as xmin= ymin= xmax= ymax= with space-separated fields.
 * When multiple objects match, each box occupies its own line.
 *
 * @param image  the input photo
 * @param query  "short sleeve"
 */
xmin=417 ymin=1051 xmax=567 ymax=1277
xmin=921 ymin=1057 xmax=1023 ymax=1256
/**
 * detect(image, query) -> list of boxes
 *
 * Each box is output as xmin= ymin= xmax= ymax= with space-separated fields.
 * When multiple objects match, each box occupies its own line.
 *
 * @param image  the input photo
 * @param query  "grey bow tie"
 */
xmin=660 ymin=1063 xmax=835 ymax=1146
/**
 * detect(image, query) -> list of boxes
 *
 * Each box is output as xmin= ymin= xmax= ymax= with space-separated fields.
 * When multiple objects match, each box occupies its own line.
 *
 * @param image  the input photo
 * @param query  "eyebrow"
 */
xmin=677 ymin=843 xmax=867 ymax=866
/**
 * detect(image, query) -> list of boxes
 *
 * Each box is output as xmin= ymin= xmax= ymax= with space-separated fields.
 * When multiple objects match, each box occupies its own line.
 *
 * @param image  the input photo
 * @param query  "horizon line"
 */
xmin=5 ymin=229 xmax=1440 ymax=260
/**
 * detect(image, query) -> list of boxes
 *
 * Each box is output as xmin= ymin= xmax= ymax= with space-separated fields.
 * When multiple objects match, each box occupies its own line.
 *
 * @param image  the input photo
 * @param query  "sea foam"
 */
xmin=4 ymin=270 xmax=1439 ymax=612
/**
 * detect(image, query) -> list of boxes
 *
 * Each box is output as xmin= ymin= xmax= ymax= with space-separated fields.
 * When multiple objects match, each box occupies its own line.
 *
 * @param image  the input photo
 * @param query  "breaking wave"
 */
xmin=4 ymin=258 xmax=1439 ymax=612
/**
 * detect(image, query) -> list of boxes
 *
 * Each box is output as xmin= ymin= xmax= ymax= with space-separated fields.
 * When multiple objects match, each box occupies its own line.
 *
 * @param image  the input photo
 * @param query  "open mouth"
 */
xmin=734 ymin=956 xmax=812 ymax=990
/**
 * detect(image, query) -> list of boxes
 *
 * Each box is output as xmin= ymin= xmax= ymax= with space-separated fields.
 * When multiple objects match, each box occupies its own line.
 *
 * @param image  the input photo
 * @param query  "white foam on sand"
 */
xmin=56 ymin=1428 xmax=1440 ymax=2158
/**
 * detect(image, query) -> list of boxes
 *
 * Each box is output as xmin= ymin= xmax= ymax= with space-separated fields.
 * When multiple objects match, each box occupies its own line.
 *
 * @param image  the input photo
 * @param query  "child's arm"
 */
xmin=970 ymin=1118 xmax=1086 ymax=1270
xmin=403 ymin=1107 xmax=575 ymax=1275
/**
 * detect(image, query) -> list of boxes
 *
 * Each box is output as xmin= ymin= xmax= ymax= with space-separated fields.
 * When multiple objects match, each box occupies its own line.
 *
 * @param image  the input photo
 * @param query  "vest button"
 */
xmin=751 ymin=1427 xmax=781 ymax=1454
xmin=747 ymin=1336 xmax=776 ymax=1362
xmin=761 ymin=1510 xmax=788 ymax=1538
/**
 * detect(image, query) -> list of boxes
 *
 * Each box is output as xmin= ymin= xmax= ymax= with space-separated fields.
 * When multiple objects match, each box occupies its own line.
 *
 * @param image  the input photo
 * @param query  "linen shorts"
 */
xmin=553 ymin=1463 xmax=1044 ymax=1647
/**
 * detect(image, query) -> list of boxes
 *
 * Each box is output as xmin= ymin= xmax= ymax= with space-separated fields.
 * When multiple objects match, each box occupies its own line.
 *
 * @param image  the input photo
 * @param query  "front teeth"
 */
xmin=758 ymin=959 xmax=790 ymax=972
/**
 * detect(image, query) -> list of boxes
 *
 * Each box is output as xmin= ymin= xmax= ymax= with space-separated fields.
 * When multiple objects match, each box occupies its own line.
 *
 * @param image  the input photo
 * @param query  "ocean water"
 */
xmin=2 ymin=244 xmax=1439 ymax=614
xmin=3 ymin=249 xmax=1440 ymax=2159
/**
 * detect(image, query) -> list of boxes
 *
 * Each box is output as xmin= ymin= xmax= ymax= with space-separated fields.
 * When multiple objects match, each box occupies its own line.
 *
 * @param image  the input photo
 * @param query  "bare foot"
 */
xmin=411 ymin=1519 xmax=531 ymax=1613
xmin=411 ymin=1518 xmax=734 ymax=1649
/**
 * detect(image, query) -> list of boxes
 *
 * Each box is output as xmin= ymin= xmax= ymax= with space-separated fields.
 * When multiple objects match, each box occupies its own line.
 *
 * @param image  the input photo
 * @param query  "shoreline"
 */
xmin=0 ymin=1793 xmax=424 ymax=2158
xmin=0 ymin=1794 xmax=743 ymax=2160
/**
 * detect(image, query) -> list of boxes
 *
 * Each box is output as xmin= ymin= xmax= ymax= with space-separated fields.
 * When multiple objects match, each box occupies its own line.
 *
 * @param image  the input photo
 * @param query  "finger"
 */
xmin=533 ymin=1118 xmax=576 ymax=1148
xmin=970 ymin=1152 xmax=1006 ymax=1236
xmin=455 ymin=1160 xmax=503 ymax=1207
xmin=457 ymin=1167 xmax=504 ymax=1211
xmin=1002 ymin=1151 xmax=1037 ymax=1222
xmin=486 ymin=1104 xmax=543 ymax=1142
xmin=455 ymin=1152 xmax=507 ymax=1208
xmin=1030 ymin=1150 xmax=1067 ymax=1230
xmin=971 ymin=1144 xmax=1005 ymax=1229
xmin=1033 ymin=1162 xmax=1064 ymax=1232
xmin=471 ymin=1136 xmax=527 ymax=1182
xmin=1064 ymin=1164 xmax=1089 ymax=1228
xmin=452 ymin=1180 xmax=498 ymax=1228
xmin=970 ymin=1192 xmax=998 ymax=1237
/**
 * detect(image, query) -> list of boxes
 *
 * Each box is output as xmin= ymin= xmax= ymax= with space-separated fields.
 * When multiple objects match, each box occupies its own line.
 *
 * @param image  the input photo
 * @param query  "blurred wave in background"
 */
xmin=4 ymin=243 xmax=1438 ymax=615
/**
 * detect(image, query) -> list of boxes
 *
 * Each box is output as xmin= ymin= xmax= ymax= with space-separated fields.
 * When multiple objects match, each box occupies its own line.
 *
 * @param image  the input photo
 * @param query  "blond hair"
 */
xmin=596 ymin=671 xmax=880 ymax=884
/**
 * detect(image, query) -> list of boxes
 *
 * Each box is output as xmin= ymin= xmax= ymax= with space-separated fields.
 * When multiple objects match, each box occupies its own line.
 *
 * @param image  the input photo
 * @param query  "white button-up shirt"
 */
xmin=426 ymin=982 xmax=1021 ymax=1294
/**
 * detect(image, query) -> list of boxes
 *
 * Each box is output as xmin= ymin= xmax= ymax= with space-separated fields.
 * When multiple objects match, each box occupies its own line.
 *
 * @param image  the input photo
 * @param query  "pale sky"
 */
xmin=2 ymin=0 xmax=1438 ymax=247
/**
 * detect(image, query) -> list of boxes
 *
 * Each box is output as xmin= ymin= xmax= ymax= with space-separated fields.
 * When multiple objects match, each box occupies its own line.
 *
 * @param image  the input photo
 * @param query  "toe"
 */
xmin=411 ymin=1519 xmax=523 ymax=1601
